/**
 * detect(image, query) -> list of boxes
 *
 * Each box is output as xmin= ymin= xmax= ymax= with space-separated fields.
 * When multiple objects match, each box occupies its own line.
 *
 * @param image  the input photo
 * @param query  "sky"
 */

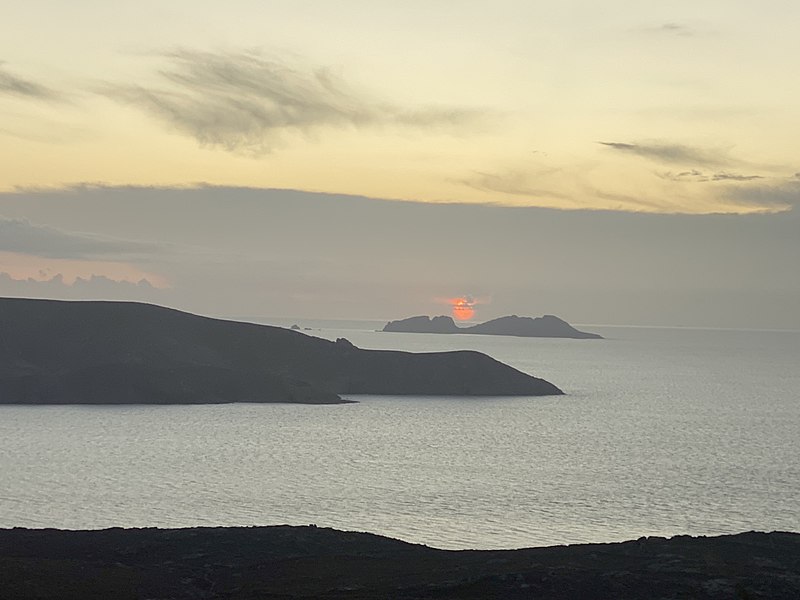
xmin=1 ymin=1 xmax=798 ymax=328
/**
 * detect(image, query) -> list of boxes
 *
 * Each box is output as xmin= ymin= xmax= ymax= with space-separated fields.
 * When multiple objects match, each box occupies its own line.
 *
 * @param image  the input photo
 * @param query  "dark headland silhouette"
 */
xmin=384 ymin=314 xmax=603 ymax=339
xmin=1 ymin=527 xmax=798 ymax=599
xmin=0 ymin=297 xmax=561 ymax=405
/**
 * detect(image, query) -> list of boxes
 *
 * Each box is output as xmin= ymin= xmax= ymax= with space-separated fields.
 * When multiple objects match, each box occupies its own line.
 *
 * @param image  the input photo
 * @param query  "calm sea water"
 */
xmin=1 ymin=323 xmax=798 ymax=549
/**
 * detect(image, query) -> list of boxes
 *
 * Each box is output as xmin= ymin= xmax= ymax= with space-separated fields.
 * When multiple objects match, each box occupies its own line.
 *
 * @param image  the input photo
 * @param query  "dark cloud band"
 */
xmin=102 ymin=49 xmax=486 ymax=155
xmin=0 ymin=63 xmax=62 ymax=102
xmin=598 ymin=141 xmax=729 ymax=167
xmin=659 ymin=170 xmax=764 ymax=183
xmin=0 ymin=216 xmax=164 ymax=260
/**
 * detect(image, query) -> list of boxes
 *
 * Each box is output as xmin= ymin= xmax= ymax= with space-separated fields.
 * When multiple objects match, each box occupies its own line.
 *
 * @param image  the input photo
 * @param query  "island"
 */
xmin=0 ymin=297 xmax=562 ymax=405
xmin=1 ymin=526 xmax=797 ymax=599
xmin=383 ymin=314 xmax=603 ymax=339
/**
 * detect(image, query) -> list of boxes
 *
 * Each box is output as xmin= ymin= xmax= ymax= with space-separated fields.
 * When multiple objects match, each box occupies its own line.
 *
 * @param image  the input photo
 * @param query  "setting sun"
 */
xmin=450 ymin=297 xmax=476 ymax=321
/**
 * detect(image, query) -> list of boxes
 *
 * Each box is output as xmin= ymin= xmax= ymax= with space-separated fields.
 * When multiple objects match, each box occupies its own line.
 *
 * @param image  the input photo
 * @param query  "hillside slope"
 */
xmin=0 ymin=298 xmax=562 ymax=404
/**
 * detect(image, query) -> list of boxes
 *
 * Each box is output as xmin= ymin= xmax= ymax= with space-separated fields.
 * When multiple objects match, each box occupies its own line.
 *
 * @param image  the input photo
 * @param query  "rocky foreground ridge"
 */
xmin=1 ymin=526 xmax=798 ymax=599
xmin=384 ymin=314 xmax=603 ymax=339
xmin=0 ymin=297 xmax=561 ymax=404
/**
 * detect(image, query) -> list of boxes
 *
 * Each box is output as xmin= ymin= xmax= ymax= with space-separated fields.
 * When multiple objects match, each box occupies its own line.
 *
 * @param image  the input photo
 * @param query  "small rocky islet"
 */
xmin=383 ymin=314 xmax=603 ymax=339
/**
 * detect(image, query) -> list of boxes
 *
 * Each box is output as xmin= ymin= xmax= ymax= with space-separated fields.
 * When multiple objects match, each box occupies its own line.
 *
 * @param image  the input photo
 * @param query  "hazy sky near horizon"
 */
xmin=1 ymin=3 xmax=798 ymax=327
xmin=1 ymin=185 xmax=798 ymax=329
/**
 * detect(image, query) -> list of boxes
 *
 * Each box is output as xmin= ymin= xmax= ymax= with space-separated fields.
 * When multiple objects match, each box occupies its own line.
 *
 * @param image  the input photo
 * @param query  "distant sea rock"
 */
xmin=0 ymin=298 xmax=562 ymax=405
xmin=383 ymin=314 xmax=603 ymax=339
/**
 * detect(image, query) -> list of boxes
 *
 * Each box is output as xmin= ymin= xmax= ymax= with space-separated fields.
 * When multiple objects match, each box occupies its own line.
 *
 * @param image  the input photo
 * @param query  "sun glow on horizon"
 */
xmin=449 ymin=296 xmax=476 ymax=321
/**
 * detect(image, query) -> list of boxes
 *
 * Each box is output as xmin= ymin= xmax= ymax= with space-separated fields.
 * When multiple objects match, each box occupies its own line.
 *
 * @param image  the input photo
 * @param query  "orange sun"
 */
xmin=450 ymin=297 xmax=476 ymax=321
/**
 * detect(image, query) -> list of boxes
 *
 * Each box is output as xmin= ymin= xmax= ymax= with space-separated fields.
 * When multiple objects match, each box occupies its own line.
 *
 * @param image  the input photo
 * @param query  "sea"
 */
xmin=1 ymin=321 xmax=798 ymax=550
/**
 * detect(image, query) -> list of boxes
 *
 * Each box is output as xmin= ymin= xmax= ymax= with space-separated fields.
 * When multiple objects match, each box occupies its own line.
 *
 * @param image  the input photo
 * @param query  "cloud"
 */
xmin=0 ymin=62 xmax=62 ymax=102
xmin=0 ymin=271 xmax=161 ymax=301
xmin=711 ymin=172 xmax=764 ymax=182
xmin=0 ymin=216 xmax=164 ymax=260
xmin=102 ymin=49 xmax=486 ymax=155
xmin=598 ymin=141 xmax=732 ymax=167
xmin=724 ymin=179 xmax=800 ymax=211
xmin=460 ymin=169 xmax=567 ymax=201
xmin=641 ymin=22 xmax=696 ymax=37
xmin=659 ymin=170 xmax=764 ymax=183
xmin=0 ymin=184 xmax=797 ymax=328
xmin=590 ymin=189 xmax=682 ymax=213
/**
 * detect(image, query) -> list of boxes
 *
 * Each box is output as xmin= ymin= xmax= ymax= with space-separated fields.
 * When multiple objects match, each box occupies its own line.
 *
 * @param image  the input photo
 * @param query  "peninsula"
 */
xmin=0 ymin=297 xmax=561 ymax=405
xmin=1 ymin=526 xmax=797 ymax=599
xmin=383 ymin=314 xmax=603 ymax=339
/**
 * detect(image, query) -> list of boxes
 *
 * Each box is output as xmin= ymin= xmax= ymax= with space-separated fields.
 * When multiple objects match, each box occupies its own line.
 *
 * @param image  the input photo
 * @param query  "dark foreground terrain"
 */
xmin=0 ymin=297 xmax=561 ymax=404
xmin=1 ymin=526 xmax=798 ymax=599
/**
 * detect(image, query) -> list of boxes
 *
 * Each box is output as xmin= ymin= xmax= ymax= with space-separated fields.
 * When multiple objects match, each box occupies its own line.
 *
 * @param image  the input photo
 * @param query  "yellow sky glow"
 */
xmin=1 ymin=1 xmax=798 ymax=214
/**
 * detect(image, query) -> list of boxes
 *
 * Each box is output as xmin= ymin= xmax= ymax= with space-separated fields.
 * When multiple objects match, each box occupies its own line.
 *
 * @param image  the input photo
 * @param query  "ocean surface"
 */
xmin=1 ymin=322 xmax=798 ymax=549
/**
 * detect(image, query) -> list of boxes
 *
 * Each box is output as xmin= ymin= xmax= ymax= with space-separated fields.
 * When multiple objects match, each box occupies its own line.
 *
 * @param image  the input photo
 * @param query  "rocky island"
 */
xmin=0 ymin=297 xmax=561 ymax=404
xmin=384 ymin=314 xmax=603 ymax=339
xmin=1 ymin=526 xmax=798 ymax=599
